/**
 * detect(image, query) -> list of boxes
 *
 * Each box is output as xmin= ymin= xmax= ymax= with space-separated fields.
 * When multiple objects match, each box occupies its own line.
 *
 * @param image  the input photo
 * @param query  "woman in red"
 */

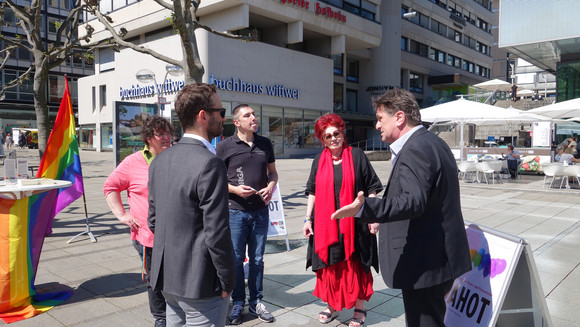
xmin=303 ymin=114 xmax=382 ymax=327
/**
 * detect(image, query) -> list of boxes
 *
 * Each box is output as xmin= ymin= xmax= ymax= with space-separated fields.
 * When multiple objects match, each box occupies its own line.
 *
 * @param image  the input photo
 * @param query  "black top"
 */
xmin=216 ymin=133 xmax=275 ymax=211
xmin=305 ymin=147 xmax=383 ymax=273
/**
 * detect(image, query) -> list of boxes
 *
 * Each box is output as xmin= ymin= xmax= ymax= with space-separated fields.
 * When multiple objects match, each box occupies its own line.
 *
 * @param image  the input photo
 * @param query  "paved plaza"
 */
xmin=2 ymin=148 xmax=580 ymax=327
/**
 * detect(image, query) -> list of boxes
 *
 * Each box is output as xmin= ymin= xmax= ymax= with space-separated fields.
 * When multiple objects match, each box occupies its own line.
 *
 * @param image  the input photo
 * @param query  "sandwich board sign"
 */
xmin=266 ymin=183 xmax=290 ymax=251
xmin=444 ymin=223 xmax=553 ymax=327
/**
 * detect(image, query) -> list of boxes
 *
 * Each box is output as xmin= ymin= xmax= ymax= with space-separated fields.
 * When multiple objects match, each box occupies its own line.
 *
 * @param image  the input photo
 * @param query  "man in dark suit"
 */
xmin=332 ymin=88 xmax=471 ymax=327
xmin=148 ymin=83 xmax=235 ymax=327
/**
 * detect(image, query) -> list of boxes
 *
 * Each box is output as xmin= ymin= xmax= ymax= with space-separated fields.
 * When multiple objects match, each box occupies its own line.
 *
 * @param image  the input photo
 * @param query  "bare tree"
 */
xmin=85 ymin=0 xmax=256 ymax=84
xmin=0 ymin=0 xmax=106 ymax=156
xmin=0 ymin=0 xmax=255 ymax=156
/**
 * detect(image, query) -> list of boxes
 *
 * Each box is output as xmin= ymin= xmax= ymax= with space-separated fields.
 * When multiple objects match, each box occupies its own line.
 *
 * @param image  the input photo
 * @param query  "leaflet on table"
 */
xmin=3 ymin=159 xmax=17 ymax=184
xmin=17 ymin=158 xmax=29 ymax=178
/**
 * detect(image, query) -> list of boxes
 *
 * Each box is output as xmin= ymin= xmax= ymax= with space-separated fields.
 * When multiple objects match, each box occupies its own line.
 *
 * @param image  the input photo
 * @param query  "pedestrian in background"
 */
xmin=103 ymin=115 xmax=173 ymax=327
xmin=332 ymin=88 xmax=471 ymax=327
xmin=216 ymin=104 xmax=278 ymax=325
xmin=148 ymin=83 xmax=235 ymax=327
xmin=5 ymin=133 xmax=13 ymax=151
xmin=302 ymin=113 xmax=382 ymax=327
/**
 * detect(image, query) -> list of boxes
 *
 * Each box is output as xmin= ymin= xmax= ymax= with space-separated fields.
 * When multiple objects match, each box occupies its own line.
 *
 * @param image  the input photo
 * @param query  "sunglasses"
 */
xmin=204 ymin=107 xmax=226 ymax=118
xmin=153 ymin=132 xmax=171 ymax=138
xmin=324 ymin=130 xmax=342 ymax=141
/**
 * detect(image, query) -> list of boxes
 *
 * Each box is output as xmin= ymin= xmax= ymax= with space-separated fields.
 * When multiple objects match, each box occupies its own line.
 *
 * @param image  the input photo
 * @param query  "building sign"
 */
xmin=280 ymin=0 xmax=347 ymax=23
xmin=210 ymin=75 xmax=300 ymax=100
xmin=119 ymin=75 xmax=301 ymax=101
xmin=119 ymin=78 xmax=184 ymax=100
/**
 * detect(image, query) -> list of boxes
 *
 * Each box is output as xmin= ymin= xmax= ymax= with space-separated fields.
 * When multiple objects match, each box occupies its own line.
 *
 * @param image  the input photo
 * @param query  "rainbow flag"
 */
xmin=0 ymin=78 xmax=80 ymax=322
xmin=0 ymin=192 xmax=72 ymax=323
xmin=36 ymin=77 xmax=85 ymax=215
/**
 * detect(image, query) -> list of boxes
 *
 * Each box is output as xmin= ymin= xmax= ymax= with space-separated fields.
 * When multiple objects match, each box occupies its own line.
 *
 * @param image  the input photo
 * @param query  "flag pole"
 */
xmin=67 ymin=192 xmax=97 ymax=243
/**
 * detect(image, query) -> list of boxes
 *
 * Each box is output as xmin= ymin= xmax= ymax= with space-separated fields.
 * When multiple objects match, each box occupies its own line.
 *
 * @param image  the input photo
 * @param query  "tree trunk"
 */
xmin=33 ymin=56 xmax=50 ymax=159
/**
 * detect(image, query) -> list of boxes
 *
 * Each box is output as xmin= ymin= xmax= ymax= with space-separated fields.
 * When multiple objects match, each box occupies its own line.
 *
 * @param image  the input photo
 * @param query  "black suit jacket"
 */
xmin=361 ymin=127 xmax=471 ymax=290
xmin=148 ymin=137 xmax=235 ymax=299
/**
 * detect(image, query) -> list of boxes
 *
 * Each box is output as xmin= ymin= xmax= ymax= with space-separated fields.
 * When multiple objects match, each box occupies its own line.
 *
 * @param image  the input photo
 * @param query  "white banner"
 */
xmin=445 ymin=224 xmax=522 ymax=326
xmin=267 ymin=183 xmax=287 ymax=237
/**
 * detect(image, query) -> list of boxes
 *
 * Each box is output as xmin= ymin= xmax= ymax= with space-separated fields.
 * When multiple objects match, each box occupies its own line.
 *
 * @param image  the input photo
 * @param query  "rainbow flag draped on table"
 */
xmin=0 ymin=78 xmax=82 ymax=323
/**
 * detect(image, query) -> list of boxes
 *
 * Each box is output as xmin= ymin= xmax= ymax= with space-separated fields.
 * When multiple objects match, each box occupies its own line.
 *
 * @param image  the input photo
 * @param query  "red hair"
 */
xmin=314 ymin=113 xmax=348 ymax=146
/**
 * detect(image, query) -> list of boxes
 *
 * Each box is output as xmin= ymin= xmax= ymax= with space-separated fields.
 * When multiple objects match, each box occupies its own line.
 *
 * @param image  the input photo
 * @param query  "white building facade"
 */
xmin=77 ymin=0 xmax=382 ymax=156
xmin=77 ymin=0 xmax=496 ymax=155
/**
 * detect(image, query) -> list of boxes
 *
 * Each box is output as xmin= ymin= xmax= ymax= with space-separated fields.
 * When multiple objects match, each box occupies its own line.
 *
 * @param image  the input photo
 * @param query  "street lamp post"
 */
xmin=135 ymin=64 xmax=184 ymax=118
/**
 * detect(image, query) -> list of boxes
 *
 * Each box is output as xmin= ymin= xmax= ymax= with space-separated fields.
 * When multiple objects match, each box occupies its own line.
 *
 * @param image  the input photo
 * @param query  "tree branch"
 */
xmin=151 ymin=0 xmax=174 ymax=11
xmin=0 ymin=65 xmax=34 ymax=97
xmin=89 ymin=6 xmax=182 ymax=67
xmin=194 ymin=20 xmax=257 ymax=41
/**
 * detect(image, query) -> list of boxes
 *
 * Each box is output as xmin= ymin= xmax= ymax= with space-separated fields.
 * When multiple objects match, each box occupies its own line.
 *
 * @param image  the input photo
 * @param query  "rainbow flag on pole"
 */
xmin=0 ymin=77 xmax=81 ymax=322
xmin=36 ymin=77 xmax=85 ymax=214
xmin=0 ymin=192 xmax=72 ymax=323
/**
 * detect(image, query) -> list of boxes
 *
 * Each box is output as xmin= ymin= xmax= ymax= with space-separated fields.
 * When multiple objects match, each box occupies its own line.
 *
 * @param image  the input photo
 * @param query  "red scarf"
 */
xmin=314 ymin=146 xmax=355 ymax=264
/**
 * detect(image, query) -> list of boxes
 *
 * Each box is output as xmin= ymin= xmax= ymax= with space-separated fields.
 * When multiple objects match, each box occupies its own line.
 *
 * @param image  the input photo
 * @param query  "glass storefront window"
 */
xmin=261 ymin=106 xmax=283 ymax=155
xmin=79 ymin=125 xmax=96 ymax=150
xmin=284 ymin=108 xmax=303 ymax=149
xmin=304 ymin=110 xmax=322 ymax=149
xmin=101 ymin=123 xmax=113 ymax=150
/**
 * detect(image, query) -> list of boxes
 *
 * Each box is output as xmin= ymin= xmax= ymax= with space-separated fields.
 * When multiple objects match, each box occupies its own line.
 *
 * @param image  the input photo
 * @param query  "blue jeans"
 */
xmin=229 ymin=207 xmax=269 ymax=307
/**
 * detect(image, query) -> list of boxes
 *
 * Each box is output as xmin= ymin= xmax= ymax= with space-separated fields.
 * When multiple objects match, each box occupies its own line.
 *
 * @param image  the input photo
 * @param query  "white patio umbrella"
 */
xmin=421 ymin=98 xmax=518 ymax=160
xmin=527 ymin=98 xmax=580 ymax=118
xmin=517 ymin=89 xmax=534 ymax=97
xmin=473 ymin=79 xmax=512 ymax=92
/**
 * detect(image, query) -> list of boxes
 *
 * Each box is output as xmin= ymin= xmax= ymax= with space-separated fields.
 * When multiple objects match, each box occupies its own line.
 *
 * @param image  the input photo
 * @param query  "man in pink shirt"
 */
xmin=103 ymin=115 xmax=173 ymax=327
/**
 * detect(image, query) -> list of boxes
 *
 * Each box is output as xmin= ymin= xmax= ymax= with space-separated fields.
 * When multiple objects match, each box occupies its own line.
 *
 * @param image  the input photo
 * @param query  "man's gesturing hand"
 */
xmin=331 ymin=191 xmax=365 ymax=220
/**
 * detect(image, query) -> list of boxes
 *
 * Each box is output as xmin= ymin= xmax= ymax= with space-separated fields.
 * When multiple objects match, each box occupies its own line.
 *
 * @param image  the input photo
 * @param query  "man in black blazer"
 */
xmin=332 ymin=89 xmax=471 ymax=327
xmin=148 ymin=83 xmax=235 ymax=327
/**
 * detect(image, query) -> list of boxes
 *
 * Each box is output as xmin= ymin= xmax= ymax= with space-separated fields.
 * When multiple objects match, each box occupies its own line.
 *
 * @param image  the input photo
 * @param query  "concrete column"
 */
xmin=331 ymin=35 xmax=345 ymax=55
xmin=287 ymin=21 xmax=303 ymax=44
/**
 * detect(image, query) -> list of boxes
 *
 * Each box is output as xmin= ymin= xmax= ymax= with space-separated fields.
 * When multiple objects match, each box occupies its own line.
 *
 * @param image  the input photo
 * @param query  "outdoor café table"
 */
xmin=0 ymin=179 xmax=72 ymax=323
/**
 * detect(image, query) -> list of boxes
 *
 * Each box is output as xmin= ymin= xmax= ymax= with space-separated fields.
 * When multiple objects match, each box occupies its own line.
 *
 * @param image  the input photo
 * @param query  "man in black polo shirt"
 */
xmin=216 ymin=104 xmax=278 ymax=325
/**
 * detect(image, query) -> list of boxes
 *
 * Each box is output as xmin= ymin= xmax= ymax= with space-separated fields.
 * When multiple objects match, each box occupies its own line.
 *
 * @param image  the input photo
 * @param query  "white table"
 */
xmin=0 ymin=179 xmax=71 ymax=200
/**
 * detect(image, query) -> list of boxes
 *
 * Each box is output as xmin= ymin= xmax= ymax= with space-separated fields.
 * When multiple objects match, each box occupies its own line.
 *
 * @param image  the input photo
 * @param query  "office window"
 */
xmin=92 ymin=86 xmax=96 ymax=113
xmin=346 ymin=58 xmax=359 ymax=83
xmin=410 ymin=40 xmax=428 ymax=57
xmin=438 ymin=51 xmax=446 ymax=63
xmin=332 ymin=54 xmax=343 ymax=76
xmin=429 ymin=48 xmax=446 ymax=64
xmin=438 ymin=23 xmax=447 ymax=37
xmin=99 ymin=85 xmax=107 ymax=111
xmin=401 ymin=37 xmax=408 ymax=51
xmin=454 ymin=30 xmax=462 ymax=43
xmin=334 ymin=83 xmax=343 ymax=111
xmin=409 ymin=72 xmax=424 ymax=93
xmin=447 ymin=54 xmax=460 ymax=68
xmin=346 ymin=89 xmax=357 ymax=112
xmin=99 ymin=47 xmax=115 ymax=72
xmin=430 ymin=19 xmax=440 ymax=34
xmin=419 ymin=13 xmax=429 ymax=28
xmin=3 ymin=8 xmax=16 ymax=23
xmin=49 ymin=75 xmax=62 ymax=103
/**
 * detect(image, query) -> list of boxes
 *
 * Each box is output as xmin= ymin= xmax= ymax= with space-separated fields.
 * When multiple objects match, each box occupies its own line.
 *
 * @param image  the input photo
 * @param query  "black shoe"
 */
xmin=228 ymin=304 xmax=244 ymax=325
xmin=249 ymin=302 xmax=274 ymax=323
xmin=154 ymin=319 xmax=166 ymax=327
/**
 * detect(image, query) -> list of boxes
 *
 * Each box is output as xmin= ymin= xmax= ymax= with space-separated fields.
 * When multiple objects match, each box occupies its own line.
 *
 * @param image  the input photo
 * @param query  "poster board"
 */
xmin=266 ymin=183 xmax=290 ymax=251
xmin=445 ymin=223 xmax=553 ymax=327
xmin=113 ymin=101 xmax=158 ymax=166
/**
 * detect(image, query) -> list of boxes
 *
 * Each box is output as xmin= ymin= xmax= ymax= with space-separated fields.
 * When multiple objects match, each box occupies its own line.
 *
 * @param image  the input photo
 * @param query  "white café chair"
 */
xmin=542 ymin=164 xmax=564 ymax=189
xmin=476 ymin=161 xmax=501 ymax=184
xmin=457 ymin=161 xmax=477 ymax=182
xmin=559 ymin=165 xmax=580 ymax=189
